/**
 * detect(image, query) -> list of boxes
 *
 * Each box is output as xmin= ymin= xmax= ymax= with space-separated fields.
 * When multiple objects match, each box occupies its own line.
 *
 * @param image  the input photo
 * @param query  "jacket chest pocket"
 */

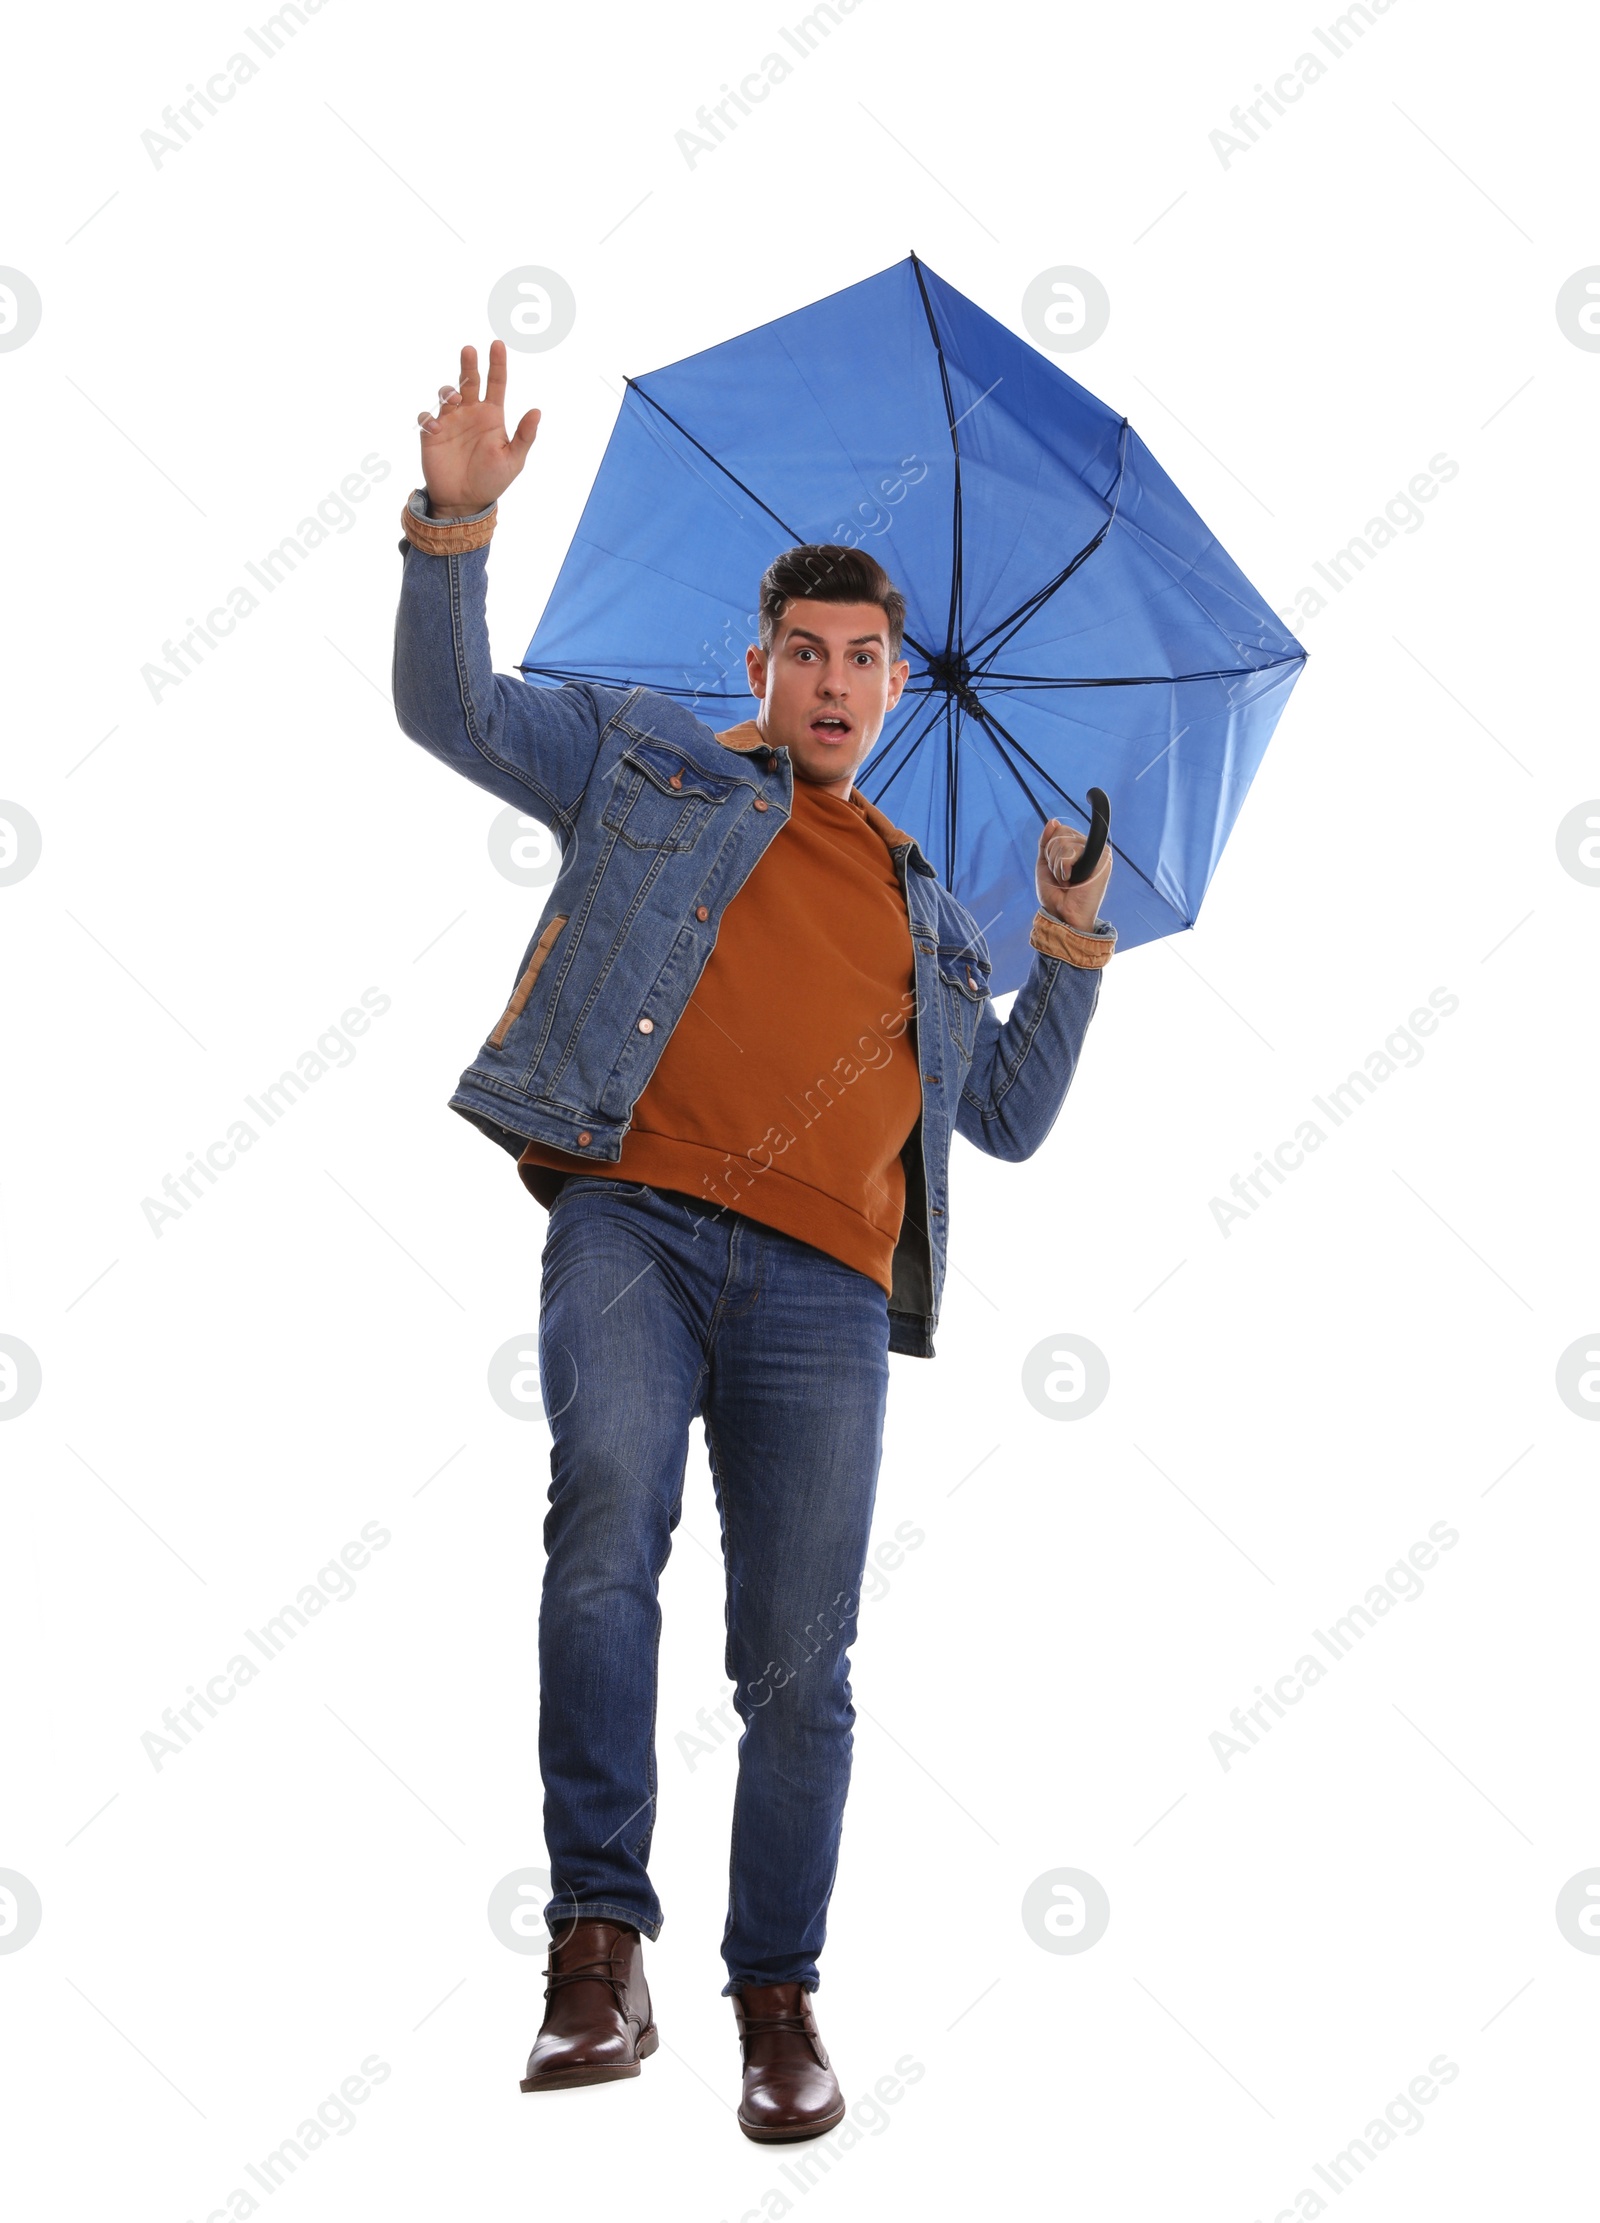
xmin=936 ymin=944 xmax=991 ymax=1055
xmin=601 ymin=739 xmax=740 ymax=851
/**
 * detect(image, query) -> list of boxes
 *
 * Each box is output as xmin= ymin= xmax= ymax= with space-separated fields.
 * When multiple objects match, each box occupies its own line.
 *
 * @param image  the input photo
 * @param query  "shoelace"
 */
xmin=737 ymin=2005 xmax=824 ymax=2065
xmin=544 ymin=1949 xmax=628 ymax=2012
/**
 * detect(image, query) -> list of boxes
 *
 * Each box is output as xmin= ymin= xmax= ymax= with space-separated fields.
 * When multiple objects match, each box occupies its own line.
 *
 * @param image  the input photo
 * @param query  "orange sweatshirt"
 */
xmin=516 ymin=722 xmax=923 ymax=1294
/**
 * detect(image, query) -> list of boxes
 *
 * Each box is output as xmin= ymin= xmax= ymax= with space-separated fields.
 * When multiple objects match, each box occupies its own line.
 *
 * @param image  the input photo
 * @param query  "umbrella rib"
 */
xmin=620 ymin=372 xmax=955 ymax=682
xmin=857 ymin=688 xmax=948 ymax=801
xmin=964 ymin=700 xmax=1055 ymax=827
xmin=623 ymin=378 xmax=804 ymax=539
xmin=944 ymin=700 xmax=956 ymax=885
xmin=962 ymin=417 xmax=1132 ymax=666
xmin=909 ymin=252 xmax=964 ymax=664
xmin=969 ymin=698 xmax=1169 ymax=907
xmin=966 ymin=523 xmax=1111 ymax=666
xmin=626 ymin=313 xmax=955 ymax=693
xmin=975 ymin=654 xmax=1307 ymax=689
xmin=519 ymin=663 xmax=748 ymax=699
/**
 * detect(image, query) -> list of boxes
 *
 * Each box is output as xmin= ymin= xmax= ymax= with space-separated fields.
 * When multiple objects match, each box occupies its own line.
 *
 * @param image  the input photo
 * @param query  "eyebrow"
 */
xmin=784 ymin=626 xmax=886 ymax=646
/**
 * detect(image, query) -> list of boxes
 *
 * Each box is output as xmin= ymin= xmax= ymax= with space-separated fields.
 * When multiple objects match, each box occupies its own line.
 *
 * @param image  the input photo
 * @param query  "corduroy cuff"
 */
xmin=1029 ymin=907 xmax=1116 ymax=970
xmin=400 ymin=487 xmax=498 ymax=555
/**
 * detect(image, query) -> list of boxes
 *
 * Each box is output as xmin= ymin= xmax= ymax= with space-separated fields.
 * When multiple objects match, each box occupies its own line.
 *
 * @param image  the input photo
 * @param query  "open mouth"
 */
xmin=809 ymin=714 xmax=852 ymax=739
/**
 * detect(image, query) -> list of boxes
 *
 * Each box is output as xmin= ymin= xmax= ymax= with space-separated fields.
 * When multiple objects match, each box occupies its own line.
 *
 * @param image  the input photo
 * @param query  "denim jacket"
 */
xmin=391 ymin=491 xmax=1113 ymax=1357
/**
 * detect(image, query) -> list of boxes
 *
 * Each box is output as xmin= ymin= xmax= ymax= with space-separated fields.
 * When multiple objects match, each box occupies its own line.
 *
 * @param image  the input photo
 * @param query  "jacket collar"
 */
xmin=716 ymin=718 xmax=937 ymax=877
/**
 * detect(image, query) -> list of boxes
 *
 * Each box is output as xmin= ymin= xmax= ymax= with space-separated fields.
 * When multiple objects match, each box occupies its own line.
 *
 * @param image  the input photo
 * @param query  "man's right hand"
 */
xmin=417 ymin=340 xmax=541 ymax=519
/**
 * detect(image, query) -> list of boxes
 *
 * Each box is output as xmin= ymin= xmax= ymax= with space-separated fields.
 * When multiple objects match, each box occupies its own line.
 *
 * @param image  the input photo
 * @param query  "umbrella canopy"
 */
xmin=520 ymin=253 xmax=1305 ymax=991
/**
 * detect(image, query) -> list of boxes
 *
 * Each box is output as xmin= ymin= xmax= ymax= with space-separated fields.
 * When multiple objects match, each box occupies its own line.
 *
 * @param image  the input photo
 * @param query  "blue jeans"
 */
xmin=535 ymin=1176 xmax=891 ymax=1993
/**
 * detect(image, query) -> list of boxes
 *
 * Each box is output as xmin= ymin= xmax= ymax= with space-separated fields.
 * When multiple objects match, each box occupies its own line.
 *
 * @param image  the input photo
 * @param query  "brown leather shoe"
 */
xmin=731 ymin=1982 xmax=846 ymax=2142
xmin=519 ymin=1918 xmax=657 ymax=2092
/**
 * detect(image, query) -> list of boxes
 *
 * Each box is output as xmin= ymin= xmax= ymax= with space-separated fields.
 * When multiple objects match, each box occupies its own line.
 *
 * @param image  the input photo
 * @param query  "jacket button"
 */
xmin=638 ymin=1017 xmax=654 ymax=1033
xmin=669 ymin=771 xmax=683 ymax=788
xmin=753 ymin=798 xmax=769 ymax=812
xmin=696 ymin=905 xmax=709 ymax=921
xmin=923 ymin=1073 xmax=940 ymax=1083
xmin=577 ymin=1131 xmax=592 ymax=1146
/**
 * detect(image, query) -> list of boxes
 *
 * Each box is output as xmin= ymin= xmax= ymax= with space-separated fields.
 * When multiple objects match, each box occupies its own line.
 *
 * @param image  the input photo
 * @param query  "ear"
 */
xmin=886 ymin=656 xmax=910 ymax=713
xmin=745 ymin=642 xmax=767 ymax=700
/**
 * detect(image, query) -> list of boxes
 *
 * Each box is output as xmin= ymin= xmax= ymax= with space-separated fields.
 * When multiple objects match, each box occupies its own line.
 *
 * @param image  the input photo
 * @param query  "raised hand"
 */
xmin=416 ymin=340 xmax=542 ymax=519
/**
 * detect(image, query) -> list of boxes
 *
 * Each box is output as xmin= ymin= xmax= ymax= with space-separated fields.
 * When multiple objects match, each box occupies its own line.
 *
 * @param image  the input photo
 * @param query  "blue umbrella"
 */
xmin=520 ymin=253 xmax=1306 ymax=991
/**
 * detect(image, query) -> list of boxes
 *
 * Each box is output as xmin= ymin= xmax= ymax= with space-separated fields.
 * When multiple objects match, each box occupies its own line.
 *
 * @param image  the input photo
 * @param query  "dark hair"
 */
xmin=757 ymin=544 xmax=906 ymax=662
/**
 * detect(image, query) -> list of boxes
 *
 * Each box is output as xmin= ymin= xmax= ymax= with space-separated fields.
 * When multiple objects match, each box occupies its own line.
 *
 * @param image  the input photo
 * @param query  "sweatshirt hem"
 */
xmin=518 ymin=1132 xmax=904 ymax=1296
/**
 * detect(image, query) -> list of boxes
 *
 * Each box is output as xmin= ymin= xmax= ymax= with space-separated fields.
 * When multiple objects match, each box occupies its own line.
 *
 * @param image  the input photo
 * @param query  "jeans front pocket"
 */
xmin=554 ymin=1175 xmax=653 ymax=1204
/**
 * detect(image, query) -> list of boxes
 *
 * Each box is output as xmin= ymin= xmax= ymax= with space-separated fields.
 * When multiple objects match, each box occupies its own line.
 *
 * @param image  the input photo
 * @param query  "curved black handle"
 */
xmin=1066 ymin=786 xmax=1111 ymax=886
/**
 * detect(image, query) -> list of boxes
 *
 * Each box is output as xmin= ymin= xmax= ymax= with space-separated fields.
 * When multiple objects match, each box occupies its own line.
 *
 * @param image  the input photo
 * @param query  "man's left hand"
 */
xmin=1036 ymin=816 xmax=1112 ymax=931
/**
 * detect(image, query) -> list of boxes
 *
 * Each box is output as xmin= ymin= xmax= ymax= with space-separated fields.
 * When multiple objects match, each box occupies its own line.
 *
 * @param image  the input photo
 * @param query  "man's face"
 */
xmin=745 ymin=599 xmax=910 ymax=792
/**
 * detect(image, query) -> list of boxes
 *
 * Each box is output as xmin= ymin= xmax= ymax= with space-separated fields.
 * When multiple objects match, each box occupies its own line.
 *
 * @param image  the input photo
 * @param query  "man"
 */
xmin=392 ymin=340 xmax=1114 ymax=2142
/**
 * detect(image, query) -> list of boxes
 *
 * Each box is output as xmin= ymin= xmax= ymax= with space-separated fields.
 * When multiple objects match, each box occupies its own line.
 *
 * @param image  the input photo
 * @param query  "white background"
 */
xmin=3 ymin=0 xmax=1596 ymax=2216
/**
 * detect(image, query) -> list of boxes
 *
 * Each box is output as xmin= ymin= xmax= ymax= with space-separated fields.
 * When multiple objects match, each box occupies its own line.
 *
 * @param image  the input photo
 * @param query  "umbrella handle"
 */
xmin=1065 ymin=787 xmax=1112 ymax=886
